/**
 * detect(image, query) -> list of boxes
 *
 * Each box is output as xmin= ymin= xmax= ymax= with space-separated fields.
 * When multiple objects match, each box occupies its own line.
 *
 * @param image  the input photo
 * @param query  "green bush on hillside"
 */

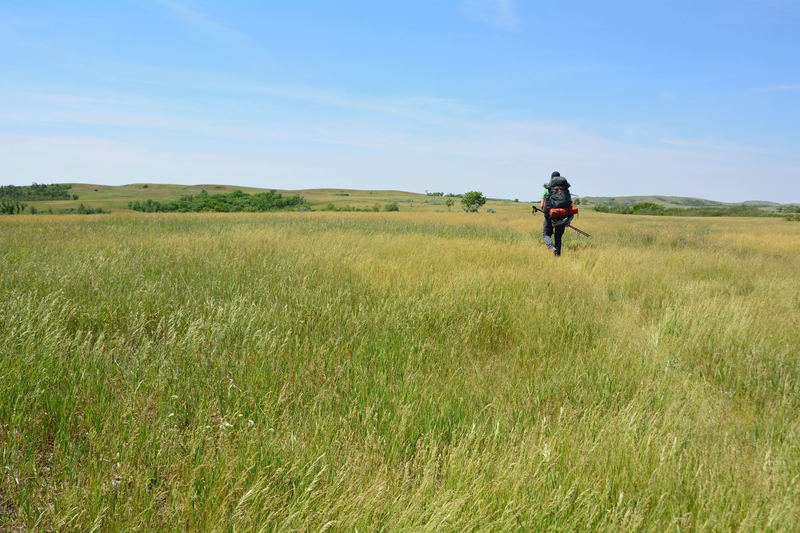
xmin=0 ymin=199 xmax=27 ymax=214
xmin=321 ymin=202 xmax=400 ymax=212
xmin=2 ymin=200 xmax=106 ymax=215
xmin=128 ymin=189 xmax=306 ymax=213
xmin=0 ymin=183 xmax=73 ymax=201
xmin=461 ymin=191 xmax=487 ymax=212
xmin=594 ymin=202 xmax=779 ymax=217
xmin=59 ymin=204 xmax=107 ymax=215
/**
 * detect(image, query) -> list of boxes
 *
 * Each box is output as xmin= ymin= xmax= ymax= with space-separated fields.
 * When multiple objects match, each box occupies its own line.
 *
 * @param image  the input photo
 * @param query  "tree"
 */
xmin=445 ymin=198 xmax=454 ymax=211
xmin=461 ymin=191 xmax=486 ymax=212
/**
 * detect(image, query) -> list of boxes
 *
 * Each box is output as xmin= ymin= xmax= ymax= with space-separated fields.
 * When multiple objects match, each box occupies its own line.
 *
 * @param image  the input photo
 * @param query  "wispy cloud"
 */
xmin=4 ymin=113 xmax=799 ymax=203
xmin=7 ymin=91 xmax=164 ymax=109
xmin=72 ymin=76 xmax=480 ymax=126
xmin=750 ymin=83 xmax=800 ymax=92
xmin=155 ymin=0 xmax=217 ymax=29
xmin=660 ymin=137 xmax=794 ymax=159
xmin=204 ymin=82 xmax=477 ymax=125
xmin=0 ymin=108 xmax=205 ymax=132
xmin=462 ymin=0 xmax=522 ymax=31
xmin=662 ymin=138 xmax=750 ymax=152
xmin=152 ymin=0 xmax=273 ymax=65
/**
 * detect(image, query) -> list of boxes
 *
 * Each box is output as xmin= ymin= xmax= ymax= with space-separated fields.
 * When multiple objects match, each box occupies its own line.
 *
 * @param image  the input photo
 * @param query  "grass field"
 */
xmin=2 ymin=209 xmax=799 ymax=531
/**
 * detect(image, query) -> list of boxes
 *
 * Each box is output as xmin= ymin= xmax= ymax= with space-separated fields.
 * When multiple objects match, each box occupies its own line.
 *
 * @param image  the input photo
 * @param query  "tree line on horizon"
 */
xmin=128 ymin=189 xmax=306 ymax=213
xmin=593 ymin=202 xmax=800 ymax=219
xmin=0 ymin=183 xmax=78 ymax=201
xmin=0 ymin=201 xmax=107 ymax=215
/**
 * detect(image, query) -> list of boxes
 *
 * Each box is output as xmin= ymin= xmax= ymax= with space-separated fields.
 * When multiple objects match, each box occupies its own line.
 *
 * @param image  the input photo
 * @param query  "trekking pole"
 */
xmin=531 ymin=205 xmax=592 ymax=238
xmin=566 ymin=224 xmax=591 ymax=237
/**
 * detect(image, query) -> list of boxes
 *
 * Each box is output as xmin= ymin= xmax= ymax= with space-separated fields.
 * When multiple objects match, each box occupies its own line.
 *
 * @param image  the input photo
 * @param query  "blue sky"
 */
xmin=1 ymin=0 xmax=799 ymax=202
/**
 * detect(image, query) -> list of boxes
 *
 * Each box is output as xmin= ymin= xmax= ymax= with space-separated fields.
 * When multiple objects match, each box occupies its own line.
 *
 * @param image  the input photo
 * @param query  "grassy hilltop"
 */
xmin=580 ymin=195 xmax=787 ymax=209
xmin=21 ymin=183 xmax=526 ymax=214
xmin=12 ymin=183 xmax=797 ymax=214
xmin=2 ymin=208 xmax=800 ymax=530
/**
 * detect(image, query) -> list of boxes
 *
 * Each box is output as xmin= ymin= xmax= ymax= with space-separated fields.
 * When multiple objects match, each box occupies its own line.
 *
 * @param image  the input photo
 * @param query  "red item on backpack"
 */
xmin=549 ymin=206 xmax=578 ymax=219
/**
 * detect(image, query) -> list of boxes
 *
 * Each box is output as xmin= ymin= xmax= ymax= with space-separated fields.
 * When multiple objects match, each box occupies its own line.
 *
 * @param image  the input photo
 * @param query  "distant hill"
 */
xmin=5 ymin=183 xmax=524 ymax=214
xmin=580 ymin=195 xmax=790 ymax=209
xmin=5 ymin=183 xmax=797 ymax=213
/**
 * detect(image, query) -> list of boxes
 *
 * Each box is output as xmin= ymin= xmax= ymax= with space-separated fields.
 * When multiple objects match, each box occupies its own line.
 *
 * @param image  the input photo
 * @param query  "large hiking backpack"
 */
xmin=545 ymin=176 xmax=577 ymax=219
xmin=547 ymin=185 xmax=572 ymax=209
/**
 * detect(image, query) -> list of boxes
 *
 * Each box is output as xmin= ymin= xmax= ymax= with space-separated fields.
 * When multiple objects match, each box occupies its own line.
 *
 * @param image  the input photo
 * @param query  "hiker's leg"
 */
xmin=542 ymin=217 xmax=554 ymax=249
xmin=554 ymin=224 xmax=566 ymax=254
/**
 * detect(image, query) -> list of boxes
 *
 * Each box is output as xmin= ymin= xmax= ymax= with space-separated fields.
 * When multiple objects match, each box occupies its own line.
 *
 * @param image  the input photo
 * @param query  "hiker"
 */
xmin=541 ymin=171 xmax=574 ymax=256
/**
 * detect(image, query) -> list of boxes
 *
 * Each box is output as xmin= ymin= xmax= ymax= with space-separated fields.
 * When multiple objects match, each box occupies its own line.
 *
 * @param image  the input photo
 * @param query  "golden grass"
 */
xmin=1 ymin=210 xmax=799 ymax=531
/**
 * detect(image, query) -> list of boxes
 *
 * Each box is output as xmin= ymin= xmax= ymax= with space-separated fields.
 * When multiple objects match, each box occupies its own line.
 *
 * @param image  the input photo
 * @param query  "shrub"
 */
xmin=384 ymin=203 xmax=399 ymax=212
xmin=631 ymin=202 xmax=666 ymax=215
xmin=594 ymin=202 xmax=778 ymax=218
xmin=0 ymin=183 xmax=72 ymax=201
xmin=59 ymin=204 xmax=107 ymax=214
xmin=128 ymin=190 xmax=307 ymax=213
xmin=0 ymin=199 xmax=27 ymax=214
xmin=461 ymin=191 xmax=487 ymax=212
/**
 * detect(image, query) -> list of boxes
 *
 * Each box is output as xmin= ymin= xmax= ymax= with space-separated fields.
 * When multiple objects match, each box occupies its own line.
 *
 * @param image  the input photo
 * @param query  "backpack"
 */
xmin=547 ymin=185 xmax=572 ymax=209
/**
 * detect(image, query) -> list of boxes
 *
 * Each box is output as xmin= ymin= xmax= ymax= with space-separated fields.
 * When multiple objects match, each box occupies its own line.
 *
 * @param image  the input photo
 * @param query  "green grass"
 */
xmin=1 ymin=210 xmax=799 ymax=530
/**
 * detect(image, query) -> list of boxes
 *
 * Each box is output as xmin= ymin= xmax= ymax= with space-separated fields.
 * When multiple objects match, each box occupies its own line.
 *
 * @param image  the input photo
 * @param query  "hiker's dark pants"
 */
xmin=543 ymin=216 xmax=565 ymax=252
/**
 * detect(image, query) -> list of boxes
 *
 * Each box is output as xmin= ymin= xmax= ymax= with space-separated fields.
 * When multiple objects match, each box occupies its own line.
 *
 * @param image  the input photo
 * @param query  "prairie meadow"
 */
xmin=1 ymin=210 xmax=799 ymax=531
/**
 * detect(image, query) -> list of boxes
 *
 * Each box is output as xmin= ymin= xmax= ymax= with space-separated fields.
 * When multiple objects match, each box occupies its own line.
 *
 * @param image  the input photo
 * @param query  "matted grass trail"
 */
xmin=1 ymin=211 xmax=799 ymax=531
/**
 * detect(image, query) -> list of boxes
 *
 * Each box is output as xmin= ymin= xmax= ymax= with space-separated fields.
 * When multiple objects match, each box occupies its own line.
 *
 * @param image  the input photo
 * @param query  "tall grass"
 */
xmin=1 ymin=211 xmax=799 ymax=531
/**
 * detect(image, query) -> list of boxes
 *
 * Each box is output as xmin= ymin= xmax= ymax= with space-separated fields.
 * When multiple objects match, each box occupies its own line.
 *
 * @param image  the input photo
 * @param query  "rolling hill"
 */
xmin=3 ymin=183 xmax=798 ymax=213
xmin=5 ymin=183 xmax=525 ymax=214
xmin=579 ymin=195 xmax=789 ymax=209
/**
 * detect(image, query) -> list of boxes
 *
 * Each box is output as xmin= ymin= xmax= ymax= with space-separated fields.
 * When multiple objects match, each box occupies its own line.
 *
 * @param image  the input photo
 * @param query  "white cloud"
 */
xmin=2 ymin=85 xmax=798 ymax=203
xmin=463 ymin=0 xmax=522 ymax=31
xmin=661 ymin=138 xmax=762 ymax=154
xmin=750 ymin=84 xmax=800 ymax=92
xmin=212 ymin=83 xmax=463 ymax=123
xmin=3 ymin=123 xmax=799 ymax=203
xmin=152 ymin=0 xmax=274 ymax=65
